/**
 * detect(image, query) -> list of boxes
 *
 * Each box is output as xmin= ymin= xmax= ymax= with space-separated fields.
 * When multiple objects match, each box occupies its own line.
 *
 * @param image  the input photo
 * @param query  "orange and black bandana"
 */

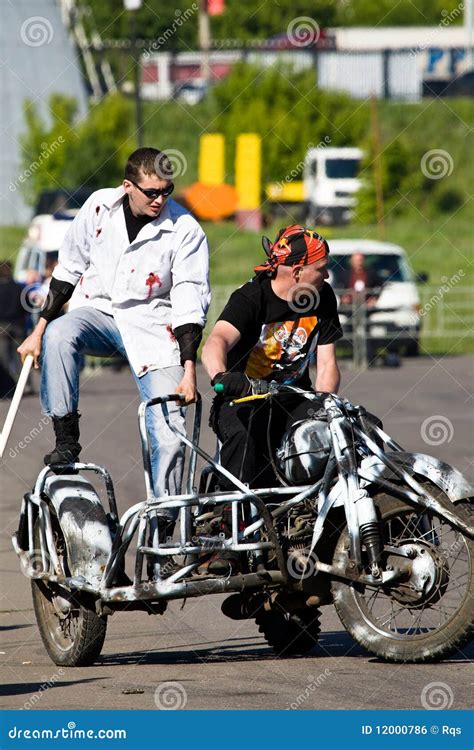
xmin=254 ymin=225 xmax=329 ymax=275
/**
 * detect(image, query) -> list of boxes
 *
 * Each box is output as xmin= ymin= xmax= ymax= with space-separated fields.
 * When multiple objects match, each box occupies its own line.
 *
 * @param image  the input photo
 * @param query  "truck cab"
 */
xmin=304 ymin=147 xmax=363 ymax=225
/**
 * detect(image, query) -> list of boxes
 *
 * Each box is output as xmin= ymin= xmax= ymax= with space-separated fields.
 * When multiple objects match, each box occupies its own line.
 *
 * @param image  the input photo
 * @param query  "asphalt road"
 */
xmin=1 ymin=356 xmax=473 ymax=711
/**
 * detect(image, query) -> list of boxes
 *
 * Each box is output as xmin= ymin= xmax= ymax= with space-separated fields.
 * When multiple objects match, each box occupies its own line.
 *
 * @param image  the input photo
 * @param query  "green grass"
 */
xmin=2 ymin=209 xmax=472 ymax=354
xmin=0 ymin=226 xmax=27 ymax=265
xmin=204 ymin=208 xmax=474 ymax=354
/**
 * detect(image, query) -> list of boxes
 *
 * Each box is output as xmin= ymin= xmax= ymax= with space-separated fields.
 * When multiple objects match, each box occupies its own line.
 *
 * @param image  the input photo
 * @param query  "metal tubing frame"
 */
xmin=17 ymin=387 xmax=473 ymax=605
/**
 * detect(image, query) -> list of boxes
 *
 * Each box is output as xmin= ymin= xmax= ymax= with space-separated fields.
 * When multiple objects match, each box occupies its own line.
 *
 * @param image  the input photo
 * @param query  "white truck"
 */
xmin=266 ymin=146 xmax=364 ymax=226
xmin=304 ymin=146 xmax=363 ymax=225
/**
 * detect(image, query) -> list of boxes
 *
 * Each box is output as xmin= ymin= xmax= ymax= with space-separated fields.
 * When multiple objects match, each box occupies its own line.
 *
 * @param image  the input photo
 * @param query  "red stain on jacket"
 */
xmin=146 ymin=272 xmax=162 ymax=298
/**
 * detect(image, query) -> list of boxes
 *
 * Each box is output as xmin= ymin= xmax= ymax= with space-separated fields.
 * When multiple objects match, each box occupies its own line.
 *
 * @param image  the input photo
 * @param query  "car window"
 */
xmin=328 ymin=253 xmax=411 ymax=287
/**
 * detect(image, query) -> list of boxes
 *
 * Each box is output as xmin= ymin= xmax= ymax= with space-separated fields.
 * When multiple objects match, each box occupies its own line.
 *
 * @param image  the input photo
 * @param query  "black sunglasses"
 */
xmin=130 ymin=180 xmax=174 ymax=199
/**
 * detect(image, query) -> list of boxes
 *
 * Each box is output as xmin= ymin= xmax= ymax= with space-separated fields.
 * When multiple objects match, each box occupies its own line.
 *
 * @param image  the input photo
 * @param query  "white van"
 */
xmin=304 ymin=147 xmax=363 ymax=225
xmin=328 ymin=239 xmax=426 ymax=356
xmin=14 ymin=212 xmax=75 ymax=283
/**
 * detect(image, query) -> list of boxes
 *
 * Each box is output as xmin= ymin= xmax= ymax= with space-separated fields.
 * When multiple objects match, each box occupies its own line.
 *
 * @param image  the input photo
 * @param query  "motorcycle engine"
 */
xmin=276 ymin=417 xmax=332 ymax=485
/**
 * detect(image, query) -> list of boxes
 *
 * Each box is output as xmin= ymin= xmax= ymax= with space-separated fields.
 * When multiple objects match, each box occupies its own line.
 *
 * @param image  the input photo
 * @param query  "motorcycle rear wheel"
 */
xmin=332 ymin=492 xmax=473 ymax=663
xmin=31 ymin=511 xmax=107 ymax=667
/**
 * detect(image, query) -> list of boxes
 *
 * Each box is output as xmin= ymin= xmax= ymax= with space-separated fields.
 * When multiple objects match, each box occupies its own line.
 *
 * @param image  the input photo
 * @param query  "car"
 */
xmin=328 ymin=240 xmax=427 ymax=357
xmin=14 ymin=212 xmax=75 ymax=283
xmin=174 ymin=80 xmax=209 ymax=105
xmin=34 ymin=187 xmax=95 ymax=216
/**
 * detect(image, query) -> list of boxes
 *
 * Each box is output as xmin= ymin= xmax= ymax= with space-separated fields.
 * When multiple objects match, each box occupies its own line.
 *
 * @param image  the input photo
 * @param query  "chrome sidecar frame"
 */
xmin=12 ymin=389 xmax=473 ymax=612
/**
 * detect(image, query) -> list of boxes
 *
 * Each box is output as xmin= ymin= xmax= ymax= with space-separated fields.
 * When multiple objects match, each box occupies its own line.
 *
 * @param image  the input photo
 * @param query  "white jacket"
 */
xmin=53 ymin=186 xmax=210 ymax=376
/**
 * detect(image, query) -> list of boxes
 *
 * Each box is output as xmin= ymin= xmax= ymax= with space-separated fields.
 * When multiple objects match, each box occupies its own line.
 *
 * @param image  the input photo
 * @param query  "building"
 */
xmin=0 ymin=0 xmax=87 ymax=225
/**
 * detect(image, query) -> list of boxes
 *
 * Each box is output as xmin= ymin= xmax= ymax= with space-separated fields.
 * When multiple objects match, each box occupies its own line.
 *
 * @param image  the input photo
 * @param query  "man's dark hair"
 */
xmin=124 ymin=147 xmax=173 ymax=182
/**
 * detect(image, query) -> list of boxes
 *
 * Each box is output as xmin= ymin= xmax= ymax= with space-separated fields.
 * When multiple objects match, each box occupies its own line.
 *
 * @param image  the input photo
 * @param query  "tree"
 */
xmin=19 ymin=94 xmax=134 ymax=204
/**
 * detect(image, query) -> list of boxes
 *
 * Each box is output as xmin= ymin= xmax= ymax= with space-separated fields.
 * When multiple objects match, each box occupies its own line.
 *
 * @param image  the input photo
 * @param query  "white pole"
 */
xmin=0 ymin=355 xmax=34 ymax=459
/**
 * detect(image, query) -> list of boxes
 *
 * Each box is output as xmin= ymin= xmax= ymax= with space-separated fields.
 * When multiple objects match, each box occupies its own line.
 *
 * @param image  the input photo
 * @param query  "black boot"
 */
xmin=44 ymin=412 xmax=82 ymax=466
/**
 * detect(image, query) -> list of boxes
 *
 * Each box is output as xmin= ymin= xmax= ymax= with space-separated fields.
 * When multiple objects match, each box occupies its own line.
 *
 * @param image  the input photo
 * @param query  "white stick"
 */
xmin=0 ymin=355 xmax=34 ymax=459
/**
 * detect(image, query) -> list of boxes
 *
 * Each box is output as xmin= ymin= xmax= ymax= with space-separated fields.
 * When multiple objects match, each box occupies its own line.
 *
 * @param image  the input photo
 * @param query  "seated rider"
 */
xmin=201 ymin=225 xmax=342 ymax=574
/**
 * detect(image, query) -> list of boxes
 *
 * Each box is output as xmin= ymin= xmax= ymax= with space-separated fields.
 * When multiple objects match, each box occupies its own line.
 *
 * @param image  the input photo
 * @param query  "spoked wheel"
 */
xmin=332 ymin=491 xmax=473 ymax=663
xmin=256 ymin=606 xmax=321 ymax=657
xmin=31 ymin=514 xmax=107 ymax=667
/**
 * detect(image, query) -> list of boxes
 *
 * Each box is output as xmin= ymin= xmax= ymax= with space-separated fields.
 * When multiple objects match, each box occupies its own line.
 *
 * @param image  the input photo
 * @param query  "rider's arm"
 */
xmin=201 ymin=320 xmax=241 ymax=380
xmin=315 ymin=342 xmax=340 ymax=393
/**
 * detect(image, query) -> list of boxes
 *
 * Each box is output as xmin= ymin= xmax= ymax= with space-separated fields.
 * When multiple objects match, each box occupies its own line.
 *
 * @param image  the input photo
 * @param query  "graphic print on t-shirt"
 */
xmin=244 ymin=316 xmax=319 ymax=381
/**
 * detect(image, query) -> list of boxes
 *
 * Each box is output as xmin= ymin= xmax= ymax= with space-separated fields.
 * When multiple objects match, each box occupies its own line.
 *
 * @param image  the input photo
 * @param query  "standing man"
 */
xmin=18 ymin=148 xmax=210 ymax=535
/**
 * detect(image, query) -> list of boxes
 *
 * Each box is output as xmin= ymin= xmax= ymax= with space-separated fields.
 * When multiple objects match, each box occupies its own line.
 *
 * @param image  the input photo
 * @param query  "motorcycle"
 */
xmin=12 ymin=383 xmax=473 ymax=666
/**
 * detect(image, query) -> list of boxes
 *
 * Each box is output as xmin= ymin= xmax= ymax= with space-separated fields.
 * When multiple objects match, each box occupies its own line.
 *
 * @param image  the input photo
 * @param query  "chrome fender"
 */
xmin=360 ymin=451 xmax=473 ymax=503
xmin=44 ymin=474 xmax=112 ymax=589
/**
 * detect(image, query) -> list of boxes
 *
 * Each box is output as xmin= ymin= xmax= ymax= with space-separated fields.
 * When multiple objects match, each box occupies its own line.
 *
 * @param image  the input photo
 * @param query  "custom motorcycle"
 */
xmin=12 ymin=383 xmax=473 ymax=666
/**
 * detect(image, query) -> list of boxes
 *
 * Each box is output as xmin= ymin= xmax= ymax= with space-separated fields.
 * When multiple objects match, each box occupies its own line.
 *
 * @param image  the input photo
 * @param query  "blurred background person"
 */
xmin=340 ymin=252 xmax=378 ymax=306
xmin=0 ymin=262 xmax=27 ymax=398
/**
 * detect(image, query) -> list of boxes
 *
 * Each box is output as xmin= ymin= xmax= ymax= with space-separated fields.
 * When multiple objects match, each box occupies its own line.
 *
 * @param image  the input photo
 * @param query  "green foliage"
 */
xmin=433 ymin=187 xmax=464 ymax=213
xmin=335 ymin=0 xmax=464 ymax=26
xmin=19 ymin=94 xmax=134 ymax=204
xmin=211 ymin=0 xmax=336 ymax=41
xmin=18 ymin=95 xmax=77 ymax=205
xmin=80 ymin=0 xmax=464 ymax=52
xmin=81 ymin=0 xmax=199 ymax=49
xmin=212 ymin=64 xmax=369 ymax=184
xmin=356 ymin=136 xmax=425 ymax=223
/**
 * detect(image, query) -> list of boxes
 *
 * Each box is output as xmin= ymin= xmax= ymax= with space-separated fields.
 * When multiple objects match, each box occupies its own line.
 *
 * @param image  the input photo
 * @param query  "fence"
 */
xmin=207 ymin=284 xmax=474 ymax=363
xmin=142 ymin=46 xmax=470 ymax=103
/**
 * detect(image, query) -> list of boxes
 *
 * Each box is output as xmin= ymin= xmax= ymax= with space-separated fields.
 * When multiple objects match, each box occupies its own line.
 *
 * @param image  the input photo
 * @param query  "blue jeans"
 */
xmin=40 ymin=307 xmax=185 ymax=512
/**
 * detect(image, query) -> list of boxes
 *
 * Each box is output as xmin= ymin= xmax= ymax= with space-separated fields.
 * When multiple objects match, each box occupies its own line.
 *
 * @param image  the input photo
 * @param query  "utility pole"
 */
xmin=370 ymin=95 xmax=385 ymax=240
xmin=198 ymin=0 xmax=211 ymax=83
xmin=124 ymin=0 xmax=143 ymax=147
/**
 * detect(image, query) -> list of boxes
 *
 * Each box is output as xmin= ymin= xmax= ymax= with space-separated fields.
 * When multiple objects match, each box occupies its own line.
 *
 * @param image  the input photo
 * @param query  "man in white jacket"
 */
xmin=18 ymin=148 xmax=210 ymax=535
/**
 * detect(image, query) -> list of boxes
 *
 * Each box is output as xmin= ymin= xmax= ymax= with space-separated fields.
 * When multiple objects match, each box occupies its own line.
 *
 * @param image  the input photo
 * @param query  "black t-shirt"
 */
xmin=218 ymin=274 xmax=343 ymax=388
xmin=123 ymin=196 xmax=156 ymax=243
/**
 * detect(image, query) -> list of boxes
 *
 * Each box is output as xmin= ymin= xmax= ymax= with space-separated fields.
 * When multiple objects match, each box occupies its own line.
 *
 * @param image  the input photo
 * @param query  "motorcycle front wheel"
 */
xmin=332 ymin=491 xmax=473 ymax=663
xmin=31 ymin=511 xmax=107 ymax=667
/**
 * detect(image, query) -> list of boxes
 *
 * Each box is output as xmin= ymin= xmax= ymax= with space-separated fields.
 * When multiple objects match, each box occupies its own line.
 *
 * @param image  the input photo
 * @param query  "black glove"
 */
xmin=211 ymin=371 xmax=252 ymax=398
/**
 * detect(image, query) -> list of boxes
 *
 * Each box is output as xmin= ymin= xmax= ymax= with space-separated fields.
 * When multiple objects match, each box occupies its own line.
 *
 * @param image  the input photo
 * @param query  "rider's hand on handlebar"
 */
xmin=175 ymin=364 xmax=197 ymax=404
xmin=211 ymin=371 xmax=252 ymax=398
